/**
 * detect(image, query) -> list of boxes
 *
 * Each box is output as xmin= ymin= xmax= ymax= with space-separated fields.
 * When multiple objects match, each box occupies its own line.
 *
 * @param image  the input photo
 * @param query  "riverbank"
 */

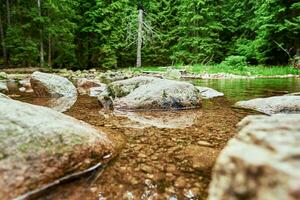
xmin=127 ymin=64 xmax=300 ymax=77
xmin=1 ymin=64 xmax=300 ymax=81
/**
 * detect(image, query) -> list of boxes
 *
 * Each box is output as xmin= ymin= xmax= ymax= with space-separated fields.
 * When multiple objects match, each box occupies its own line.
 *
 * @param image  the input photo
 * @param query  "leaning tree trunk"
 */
xmin=37 ymin=0 xmax=44 ymax=67
xmin=136 ymin=8 xmax=143 ymax=68
xmin=0 ymin=15 xmax=7 ymax=67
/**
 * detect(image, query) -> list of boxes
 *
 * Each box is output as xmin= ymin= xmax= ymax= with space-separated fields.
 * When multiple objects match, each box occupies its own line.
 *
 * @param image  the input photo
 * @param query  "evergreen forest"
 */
xmin=0 ymin=0 xmax=299 ymax=69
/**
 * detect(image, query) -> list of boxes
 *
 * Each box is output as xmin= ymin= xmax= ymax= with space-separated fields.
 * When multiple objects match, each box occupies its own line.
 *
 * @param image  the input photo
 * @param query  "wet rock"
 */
xmin=76 ymin=78 xmax=102 ymax=95
xmin=30 ymin=72 xmax=77 ymax=112
xmin=104 ymin=76 xmax=202 ymax=110
xmin=196 ymin=86 xmax=224 ymax=99
xmin=0 ymin=82 xmax=8 ymax=93
xmin=19 ymin=78 xmax=33 ymax=93
xmin=209 ymin=114 xmax=300 ymax=200
xmin=0 ymin=72 xmax=7 ymax=80
xmin=0 ymin=97 xmax=116 ymax=200
xmin=234 ymin=96 xmax=300 ymax=115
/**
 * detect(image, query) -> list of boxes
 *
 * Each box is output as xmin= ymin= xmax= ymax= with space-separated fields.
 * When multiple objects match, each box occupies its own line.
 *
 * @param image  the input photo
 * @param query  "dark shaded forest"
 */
xmin=0 ymin=0 xmax=299 ymax=69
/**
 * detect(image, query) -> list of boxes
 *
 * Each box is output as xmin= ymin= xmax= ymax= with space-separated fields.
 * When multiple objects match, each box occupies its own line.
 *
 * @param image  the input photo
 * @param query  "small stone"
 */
xmin=19 ymin=87 xmax=26 ymax=92
xmin=90 ymin=187 xmax=97 ymax=193
xmin=140 ymin=164 xmax=153 ymax=173
xmin=166 ymin=164 xmax=176 ymax=173
xmin=174 ymin=177 xmax=186 ymax=188
xmin=197 ymin=140 xmax=213 ymax=147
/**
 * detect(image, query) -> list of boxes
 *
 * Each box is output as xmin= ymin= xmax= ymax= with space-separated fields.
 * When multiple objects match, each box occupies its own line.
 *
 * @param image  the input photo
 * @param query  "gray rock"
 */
xmin=30 ymin=72 xmax=77 ymax=112
xmin=30 ymin=71 xmax=77 ymax=98
xmin=197 ymin=86 xmax=224 ymax=99
xmin=234 ymin=96 xmax=300 ymax=115
xmin=0 ymin=97 xmax=116 ymax=200
xmin=0 ymin=82 xmax=8 ymax=93
xmin=209 ymin=114 xmax=300 ymax=200
xmin=104 ymin=76 xmax=202 ymax=110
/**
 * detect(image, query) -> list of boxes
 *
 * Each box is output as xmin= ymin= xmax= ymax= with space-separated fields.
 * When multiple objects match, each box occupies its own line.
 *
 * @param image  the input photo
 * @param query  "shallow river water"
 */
xmin=9 ymin=78 xmax=300 ymax=200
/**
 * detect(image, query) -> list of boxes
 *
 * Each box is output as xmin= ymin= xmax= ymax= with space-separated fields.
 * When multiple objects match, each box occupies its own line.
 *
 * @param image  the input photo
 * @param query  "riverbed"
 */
xmin=8 ymin=77 xmax=300 ymax=200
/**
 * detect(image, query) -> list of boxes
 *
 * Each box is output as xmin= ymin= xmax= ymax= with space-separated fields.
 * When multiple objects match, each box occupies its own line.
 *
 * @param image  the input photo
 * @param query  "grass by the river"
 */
xmin=127 ymin=64 xmax=300 ymax=76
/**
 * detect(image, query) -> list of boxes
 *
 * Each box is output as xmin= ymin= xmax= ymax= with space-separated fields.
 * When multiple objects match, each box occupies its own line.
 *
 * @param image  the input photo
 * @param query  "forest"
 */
xmin=0 ymin=0 xmax=299 ymax=69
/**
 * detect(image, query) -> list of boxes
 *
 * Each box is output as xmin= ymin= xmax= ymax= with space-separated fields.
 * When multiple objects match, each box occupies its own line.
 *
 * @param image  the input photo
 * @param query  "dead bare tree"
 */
xmin=125 ymin=1 xmax=160 ymax=68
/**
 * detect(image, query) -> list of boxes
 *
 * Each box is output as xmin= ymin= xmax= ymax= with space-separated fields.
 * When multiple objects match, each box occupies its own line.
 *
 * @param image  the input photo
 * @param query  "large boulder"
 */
xmin=101 ymin=76 xmax=202 ymax=110
xmin=209 ymin=114 xmax=300 ymax=200
xmin=234 ymin=96 xmax=300 ymax=115
xmin=0 ymin=97 xmax=117 ymax=200
xmin=197 ymin=86 xmax=224 ymax=99
xmin=30 ymin=72 xmax=77 ymax=112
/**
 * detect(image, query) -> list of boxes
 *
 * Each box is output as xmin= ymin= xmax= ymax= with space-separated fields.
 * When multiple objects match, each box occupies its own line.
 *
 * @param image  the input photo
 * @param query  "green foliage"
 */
xmin=220 ymin=56 xmax=248 ymax=67
xmin=129 ymin=65 xmax=300 ymax=76
xmin=0 ymin=0 xmax=299 ymax=68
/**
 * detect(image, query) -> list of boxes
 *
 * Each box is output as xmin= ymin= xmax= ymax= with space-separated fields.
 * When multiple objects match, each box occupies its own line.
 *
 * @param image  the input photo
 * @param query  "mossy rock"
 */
xmin=0 ymin=97 xmax=117 ymax=200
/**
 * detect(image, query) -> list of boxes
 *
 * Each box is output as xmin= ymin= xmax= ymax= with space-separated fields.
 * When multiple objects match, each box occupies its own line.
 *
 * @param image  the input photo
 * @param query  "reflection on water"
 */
xmin=189 ymin=78 xmax=300 ymax=102
xmin=112 ymin=110 xmax=200 ymax=129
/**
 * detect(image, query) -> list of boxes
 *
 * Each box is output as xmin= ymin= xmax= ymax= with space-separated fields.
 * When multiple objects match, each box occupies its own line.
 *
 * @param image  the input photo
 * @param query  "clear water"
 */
xmin=189 ymin=78 xmax=300 ymax=102
xmin=6 ymin=78 xmax=300 ymax=200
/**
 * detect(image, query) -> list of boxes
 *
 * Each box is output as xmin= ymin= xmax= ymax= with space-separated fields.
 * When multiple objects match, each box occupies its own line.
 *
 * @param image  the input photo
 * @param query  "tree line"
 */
xmin=0 ymin=0 xmax=299 ymax=69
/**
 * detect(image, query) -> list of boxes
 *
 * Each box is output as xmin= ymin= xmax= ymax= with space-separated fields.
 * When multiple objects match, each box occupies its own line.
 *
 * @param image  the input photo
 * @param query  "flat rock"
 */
xmin=209 ymin=114 xmax=300 ymax=200
xmin=30 ymin=72 xmax=77 ymax=112
xmin=0 ymin=97 xmax=116 ymax=200
xmin=104 ymin=76 xmax=202 ymax=110
xmin=197 ymin=86 xmax=224 ymax=99
xmin=234 ymin=96 xmax=300 ymax=115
